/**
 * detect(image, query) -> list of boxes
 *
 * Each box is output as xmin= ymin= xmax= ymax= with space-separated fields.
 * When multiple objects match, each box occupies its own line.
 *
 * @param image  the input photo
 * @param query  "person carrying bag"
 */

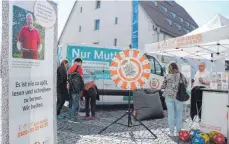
xmin=161 ymin=62 xmax=188 ymax=137
xmin=67 ymin=58 xmax=84 ymax=123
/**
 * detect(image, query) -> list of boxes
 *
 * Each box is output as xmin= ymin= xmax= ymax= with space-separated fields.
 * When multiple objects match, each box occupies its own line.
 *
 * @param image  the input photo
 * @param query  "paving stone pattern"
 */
xmin=57 ymin=109 xmax=193 ymax=144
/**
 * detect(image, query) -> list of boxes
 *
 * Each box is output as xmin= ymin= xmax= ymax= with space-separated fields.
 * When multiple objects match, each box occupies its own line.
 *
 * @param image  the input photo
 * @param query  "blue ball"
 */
xmin=192 ymin=135 xmax=205 ymax=144
xmin=193 ymin=130 xmax=201 ymax=138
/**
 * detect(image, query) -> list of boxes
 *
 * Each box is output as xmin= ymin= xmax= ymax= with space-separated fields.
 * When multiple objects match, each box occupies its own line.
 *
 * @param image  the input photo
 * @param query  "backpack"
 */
xmin=68 ymin=66 xmax=84 ymax=93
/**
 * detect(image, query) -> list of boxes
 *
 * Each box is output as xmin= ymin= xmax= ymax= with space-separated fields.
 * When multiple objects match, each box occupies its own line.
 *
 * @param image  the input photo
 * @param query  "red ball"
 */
xmin=179 ymin=130 xmax=190 ymax=141
xmin=212 ymin=133 xmax=226 ymax=144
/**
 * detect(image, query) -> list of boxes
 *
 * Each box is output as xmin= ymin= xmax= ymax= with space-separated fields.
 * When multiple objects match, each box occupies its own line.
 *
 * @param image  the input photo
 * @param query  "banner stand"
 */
xmin=1 ymin=0 xmax=58 ymax=143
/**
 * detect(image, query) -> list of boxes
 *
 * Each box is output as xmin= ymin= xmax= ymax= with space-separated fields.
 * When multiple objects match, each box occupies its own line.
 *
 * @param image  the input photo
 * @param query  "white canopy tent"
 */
xmin=144 ymin=14 xmax=229 ymax=139
xmin=144 ymin=14 xmax=229 ymax=61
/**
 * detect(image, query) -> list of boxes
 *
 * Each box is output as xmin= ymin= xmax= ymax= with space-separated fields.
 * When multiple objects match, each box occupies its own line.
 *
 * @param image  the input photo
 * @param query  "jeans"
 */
xmin=69 ymin=93 xmax=80 ymax=120
xmin=165 ymin=97 xmax=183 ymax=133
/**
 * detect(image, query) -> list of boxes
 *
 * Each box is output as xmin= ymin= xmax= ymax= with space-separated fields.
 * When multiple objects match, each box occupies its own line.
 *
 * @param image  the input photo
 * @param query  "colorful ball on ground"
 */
xmin=212 ymin=133 xmax=226 ymax=144
xmin=192 ymin=135 xmax=205 ymax=144
xmin=193 ymin=130 xmax=201 ymax=138
xmin=199 ymin=133 xmax=210 ymax=143
xmin=209 ymin=131 xmax=218 ymax=138
xmin=179 ymin=130 xmax=190 ymax=141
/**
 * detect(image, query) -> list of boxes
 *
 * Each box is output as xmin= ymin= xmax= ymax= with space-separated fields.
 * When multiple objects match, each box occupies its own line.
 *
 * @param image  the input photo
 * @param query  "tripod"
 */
xmin=98 ymin=90 xmax=157 ymax=139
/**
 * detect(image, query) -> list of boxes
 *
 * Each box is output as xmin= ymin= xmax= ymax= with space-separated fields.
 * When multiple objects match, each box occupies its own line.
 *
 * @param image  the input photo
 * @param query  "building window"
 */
xmin=114 ymin=38 xmax=117 ymax=46
xmin=174 ymin=23 xmax=181 ymax=31
xmin=170 ymin=12 xmax=176 ymax=18
xmin=93 ymin=42 xmax=99 ymax=45
xmin=184 ymin=21 xmax=190 ymax=27
xmin=166 ymin=1 xmax=175 ymax=6
xmin=183 ymin=28 xmax=189 ymax=33
xmin=190 ymin=24 xmax=196 ymax=30
xmin=79 ymin=26 xmax=81 ymax=32
xmin=115 ymin=17 xmax=118 ymax=24
xmin=178 ymin=17 xmax=183 ymax=22
xmin=165 ymin=18 xmax=172 ymax=26
xmin=152 ymin=0 xmax=157 ymax=6
xmin=160 ymin=6 xmax=167 ymax=13
xmin=80 ymin=7 xmax=82 ymax=13
xmin=96 ymin=0 xmax=101 ymax=9
xmin=95 ymin=19 xmax=100 ymax=30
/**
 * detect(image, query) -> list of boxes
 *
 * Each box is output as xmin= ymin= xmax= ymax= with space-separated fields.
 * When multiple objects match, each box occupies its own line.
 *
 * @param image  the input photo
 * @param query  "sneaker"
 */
xmin=174 ymin=132 xmax=179 ymax=137
xmin=91 ymin=116 xmax=95 ymax=120
xmin=68 ymin=118 xmax=80 ymax=123
xmin=168 ymin=132 xmax=174 ymax=137
xmin=57 ymin=114 xmax=65 ymax=119
xmin=85 ymin=116 xmax=90 ymax=120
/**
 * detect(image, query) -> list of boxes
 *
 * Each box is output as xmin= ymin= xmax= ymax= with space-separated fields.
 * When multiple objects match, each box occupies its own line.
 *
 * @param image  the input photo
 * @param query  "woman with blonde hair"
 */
xmin=161 ymin=62 xmax=188 ymax=136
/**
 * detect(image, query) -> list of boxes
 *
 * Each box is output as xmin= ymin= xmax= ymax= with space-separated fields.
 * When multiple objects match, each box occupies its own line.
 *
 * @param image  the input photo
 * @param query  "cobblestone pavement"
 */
xmin=57 ymin=108 xmax=192 ymax=144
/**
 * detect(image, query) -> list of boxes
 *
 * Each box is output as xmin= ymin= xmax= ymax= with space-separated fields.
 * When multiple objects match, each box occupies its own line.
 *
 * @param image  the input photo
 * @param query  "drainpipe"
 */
xmin=156 ymin=27 xmax=160 ymax=42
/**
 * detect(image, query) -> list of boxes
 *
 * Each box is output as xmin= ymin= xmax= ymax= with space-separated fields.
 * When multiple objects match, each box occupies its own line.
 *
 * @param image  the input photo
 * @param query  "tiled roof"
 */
xmin=140 ymin=1 xmax=199 ymax=37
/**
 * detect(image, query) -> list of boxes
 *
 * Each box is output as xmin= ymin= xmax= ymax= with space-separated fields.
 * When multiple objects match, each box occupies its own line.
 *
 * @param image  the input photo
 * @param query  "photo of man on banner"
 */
xmin=17 ymin=13 xmax=42 ymax=59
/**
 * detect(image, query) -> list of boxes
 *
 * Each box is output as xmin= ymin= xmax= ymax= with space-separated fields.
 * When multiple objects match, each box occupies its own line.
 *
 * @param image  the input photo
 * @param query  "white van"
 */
xmin=58 ymin=44 xmax=165 ymax=105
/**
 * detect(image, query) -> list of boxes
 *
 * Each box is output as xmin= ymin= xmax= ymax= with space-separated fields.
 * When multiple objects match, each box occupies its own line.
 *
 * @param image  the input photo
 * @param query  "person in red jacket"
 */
xmin=17 ymin=13 xmax=42 ymax=59
xmin=67 ymin=58 xmax=83 ymax=123
xmin=67 ymin=59 xmax=83 ymax=75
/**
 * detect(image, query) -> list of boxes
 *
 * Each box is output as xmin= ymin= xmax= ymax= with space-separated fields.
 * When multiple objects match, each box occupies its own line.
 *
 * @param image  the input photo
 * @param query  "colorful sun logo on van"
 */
xmin=149 ymin=78 xmax=160 ymax=90
xmin=110 ymin=49 xmax=151 ymax=90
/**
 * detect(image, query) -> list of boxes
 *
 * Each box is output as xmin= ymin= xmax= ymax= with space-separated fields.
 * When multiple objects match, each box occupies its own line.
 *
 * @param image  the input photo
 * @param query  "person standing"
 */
xmin=57 ymin=60 xmax=69 ymax=118
xmin=191 ymin=62 xmax=210 ymax=120
xmin=193 ymin=62 xmax=210 ymax=87
xmin=84 ymin=72 xmax=99 ymax=120
xmin=161 ymin=62 xmax=188 ymax=136
xmin=67 ymin=58 xmax=84 ymax=123
xmin=84 ymin=87 xmax=97 ymax=120
xmin=17 ymin=13 xmax=42 ymax=59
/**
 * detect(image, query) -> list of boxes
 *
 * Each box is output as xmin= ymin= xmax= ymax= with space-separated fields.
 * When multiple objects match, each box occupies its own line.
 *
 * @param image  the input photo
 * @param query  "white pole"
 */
xmin=227 ymin=63 xmax=229 ymax=143
xmin=227 ymin=84 xmax=229 ymax=143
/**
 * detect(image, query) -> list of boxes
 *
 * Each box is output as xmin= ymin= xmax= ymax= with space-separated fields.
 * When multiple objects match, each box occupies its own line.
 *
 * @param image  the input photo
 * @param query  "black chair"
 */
xmin=133 ymin=90 xmax=164 ymax=121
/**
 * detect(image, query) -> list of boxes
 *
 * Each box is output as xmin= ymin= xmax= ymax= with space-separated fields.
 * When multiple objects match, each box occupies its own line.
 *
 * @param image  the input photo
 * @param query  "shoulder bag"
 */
xmin=176 ymin=73 xmax=189 ymax=102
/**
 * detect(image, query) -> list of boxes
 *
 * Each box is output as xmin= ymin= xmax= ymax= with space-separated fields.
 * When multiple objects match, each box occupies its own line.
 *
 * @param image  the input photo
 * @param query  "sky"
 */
xmin=57 ymin=0 xmax=229 ymax=38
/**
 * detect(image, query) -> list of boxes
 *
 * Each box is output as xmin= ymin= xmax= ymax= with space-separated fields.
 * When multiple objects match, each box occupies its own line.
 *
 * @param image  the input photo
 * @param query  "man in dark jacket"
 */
xmin=57 ymin=59 xmax=69 ymax=118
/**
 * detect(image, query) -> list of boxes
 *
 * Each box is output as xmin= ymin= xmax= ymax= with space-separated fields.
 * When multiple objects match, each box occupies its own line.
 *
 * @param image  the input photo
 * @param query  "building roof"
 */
xmin=59 ymin=1 xmax=199 ymax=45
xmin=140 ymin=1 xmax=199 ymax=37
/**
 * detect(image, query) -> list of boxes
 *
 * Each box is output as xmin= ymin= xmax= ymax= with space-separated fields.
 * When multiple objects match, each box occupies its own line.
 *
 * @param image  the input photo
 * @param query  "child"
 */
xmin=84 ymin=86 xmax=97 ymax=120
xmin=84 ymin=71 xmax=98 ymax=120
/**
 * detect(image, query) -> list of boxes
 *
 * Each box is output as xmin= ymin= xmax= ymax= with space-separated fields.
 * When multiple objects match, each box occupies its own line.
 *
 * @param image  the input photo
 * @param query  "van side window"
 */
xmin=146 ymin=55 xmax=163 ymax=76
xmin=155 ymin=59 xmax=162 ymax=76
xmin=149 ymin=58 xmax=155 ymax=74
